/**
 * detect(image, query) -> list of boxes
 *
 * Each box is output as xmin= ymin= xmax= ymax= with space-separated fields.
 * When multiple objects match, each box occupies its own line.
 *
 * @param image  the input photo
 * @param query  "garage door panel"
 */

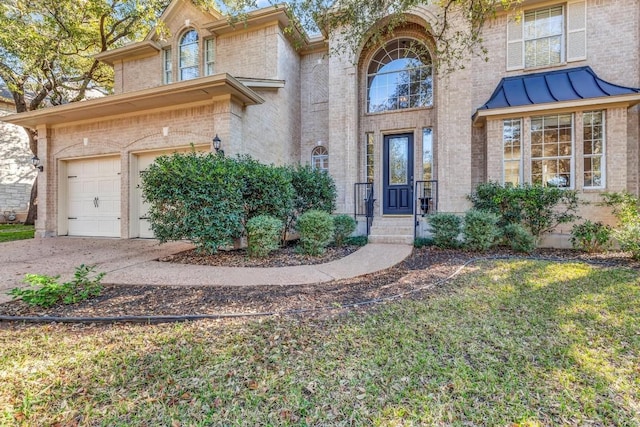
xmin=67 ymin=156 xmax=121 ymax=238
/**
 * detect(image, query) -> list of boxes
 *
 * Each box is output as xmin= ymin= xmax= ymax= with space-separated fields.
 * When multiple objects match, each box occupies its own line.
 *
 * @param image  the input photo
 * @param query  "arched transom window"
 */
xmin=312 ymin=146 xmax=329 ymax=171
xmin=367 ymin=38 xmax=433 ymax=113
xmin=179 ymin=29 xmax=199 ymax=81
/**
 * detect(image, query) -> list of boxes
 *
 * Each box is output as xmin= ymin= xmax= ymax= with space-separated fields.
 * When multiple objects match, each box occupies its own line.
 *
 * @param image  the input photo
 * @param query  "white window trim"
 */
xmin=583 ymin=110 xmax=606 ymax=189
xmin=163 ymin=48 xmax=173 ymax=84
xmin=205 ymin=38 xmax=215 ymax=76
xmin=502 ymin=119 xmax=523 ymax=185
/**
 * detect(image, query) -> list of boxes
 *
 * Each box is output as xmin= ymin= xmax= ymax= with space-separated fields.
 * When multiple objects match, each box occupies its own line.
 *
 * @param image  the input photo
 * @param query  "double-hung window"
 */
xmin=583 ymin=111 xmax=605 ymax=188
xmin=205 ymin=38 xmax=215 ymax=76
xmin=507 ymin=1 xmax=587 ymax=71
xmin=502 ymin=119 xmax=522 ymax=185
xmin=163 ymin=48 xmax=173 ymax=84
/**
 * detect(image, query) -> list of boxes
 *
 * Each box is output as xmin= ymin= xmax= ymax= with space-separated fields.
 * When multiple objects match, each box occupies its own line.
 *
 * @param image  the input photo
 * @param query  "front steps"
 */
xmin=368 ymin=216 xmax=414 ymax=245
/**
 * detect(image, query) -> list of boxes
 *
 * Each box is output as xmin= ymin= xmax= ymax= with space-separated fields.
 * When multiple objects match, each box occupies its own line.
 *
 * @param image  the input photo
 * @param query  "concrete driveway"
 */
xmin=0 ymin=237 xmax=413 ymax=305
xmin=0 ymin=238 xmax=193 ymax=304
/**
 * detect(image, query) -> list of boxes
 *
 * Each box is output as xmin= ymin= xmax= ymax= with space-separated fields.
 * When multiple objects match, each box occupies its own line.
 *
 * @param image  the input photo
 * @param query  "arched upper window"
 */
xmin=312 ymin=146 xmax=329 ymax=172
xmin=367 ymin=38 xmax=433 ymax=113
xmin=179 ymin=29 xmax=199 ymax=81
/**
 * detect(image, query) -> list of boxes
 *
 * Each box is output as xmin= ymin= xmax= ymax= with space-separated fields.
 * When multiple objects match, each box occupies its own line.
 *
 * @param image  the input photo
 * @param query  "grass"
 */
xmin=1 ymin=260 xmax=639 ymax=426
xmin=0 ymin=224 xmax=34 ymax=243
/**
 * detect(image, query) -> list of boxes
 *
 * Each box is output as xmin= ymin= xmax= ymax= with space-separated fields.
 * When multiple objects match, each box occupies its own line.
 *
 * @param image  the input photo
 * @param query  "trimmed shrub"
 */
xmin=286 ymin=165 xmax=337 ymax=236
xmin=9 ymin=265 xmax=105 ymax=308
xmin=246 ymin=215 xmax=283 ymax=258
xmin=570 ymin=220 xmax=612 ymax=253
xmin=236 ymin=155 xmax=294 ymax=224
xmin=414 ymin=237 xmax=434 ymax=248
xmin=463 ymin=209 xmax=501 ymax=252
xmin=428 ymin=213 xmax=462 ymax=249
xmin=503 ymin=223 xmax=536 ymax=253
xmin=333 ymin=214 xmax=356 ymax=246
xmin=297 ymin=210 xmax=335 ymax=256
xmin=601 ymin=192 xmax=640 ymax=259
xmin=141 ymin=151 xmax=244 ymax=254
xmin=469 ymin=182 xmax=580 ymax=242
xmin=345 ymin=235 xmax=368 ymax=246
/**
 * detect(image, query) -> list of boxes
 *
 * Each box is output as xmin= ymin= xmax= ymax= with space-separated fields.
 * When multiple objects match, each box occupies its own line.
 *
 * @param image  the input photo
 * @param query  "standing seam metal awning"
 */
xmin=473 ymin=66 xmax=640 ymax=122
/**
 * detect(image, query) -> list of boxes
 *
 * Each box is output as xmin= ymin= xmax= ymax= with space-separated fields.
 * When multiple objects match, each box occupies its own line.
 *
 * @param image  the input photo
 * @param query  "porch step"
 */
xmin=368 ymin=216 xmax=414 ymax=245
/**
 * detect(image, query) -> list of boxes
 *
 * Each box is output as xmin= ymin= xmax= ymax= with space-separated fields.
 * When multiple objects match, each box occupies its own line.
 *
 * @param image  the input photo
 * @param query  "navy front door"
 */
xmin=383 ymin=133 xmax=414 ymax=215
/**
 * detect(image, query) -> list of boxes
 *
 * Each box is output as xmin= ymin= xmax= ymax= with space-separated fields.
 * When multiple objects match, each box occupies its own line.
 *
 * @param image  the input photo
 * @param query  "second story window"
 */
xmin=205 ymin=38 xmax=215 ymax=76
xmin=507 ymin=1 xmax=587 ymax=71
xmin=524 ymin=6 xmax=563 ymax=68
xmin=179 ymin=29 xmax=199 ymax=81
xmin=312 ymin=146 xmax=329 ymax=172
xmin=163 ymin=48 xmax=172 ymax=84
xmin=367 ymin=38 xmax=433 ymax=113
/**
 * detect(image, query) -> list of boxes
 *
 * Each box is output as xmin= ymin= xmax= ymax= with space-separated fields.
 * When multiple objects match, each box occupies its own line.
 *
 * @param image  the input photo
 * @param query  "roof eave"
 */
xmin=94 ymin=40 xmax=162 ymax=65
xmin=473 ymin=93 xmax=640 ymax=126
xmin=1 ymin=74 xmax=264 ymax=129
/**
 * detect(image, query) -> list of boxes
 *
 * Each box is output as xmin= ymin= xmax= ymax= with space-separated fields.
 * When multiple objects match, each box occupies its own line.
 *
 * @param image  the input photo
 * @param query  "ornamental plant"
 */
xmin=428 ymin=212 xmax=462 ymax=249
xmin=570 ymin=220 xmax=612 ymax=253
xmin=297 ymin=210 xmax=335 ymax=256
xmin=601 ymin=192 xmax=640 ymax=259
xmin=8 ymin=264 xmax=105 ymax=308
xmin=463 ymin=209 xmax=501 ymax=252
xmin=246 ymin=215 xmax=283 ymax=258
xmin=333 ymin=214 xmax=356 ymax=246
xmin=468 ymin=182 xmax=580 ymax=243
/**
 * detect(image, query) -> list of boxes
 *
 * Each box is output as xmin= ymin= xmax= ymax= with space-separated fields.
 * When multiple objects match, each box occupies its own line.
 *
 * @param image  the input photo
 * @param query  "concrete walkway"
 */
xmin=0 ymin=237 xmax=413 ymax=304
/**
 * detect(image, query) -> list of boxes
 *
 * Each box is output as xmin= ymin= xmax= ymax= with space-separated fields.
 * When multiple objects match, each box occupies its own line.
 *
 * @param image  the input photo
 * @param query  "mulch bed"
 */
xmin=1 ymin=246 xmax=638 ymax=320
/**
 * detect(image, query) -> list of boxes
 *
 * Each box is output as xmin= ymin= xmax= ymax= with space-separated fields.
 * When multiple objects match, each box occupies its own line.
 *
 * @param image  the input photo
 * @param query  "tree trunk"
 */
xmin=23 ymin=129 xmax=38 ymax=226
xmin=24 ymin=177 xmax=37 ymax=226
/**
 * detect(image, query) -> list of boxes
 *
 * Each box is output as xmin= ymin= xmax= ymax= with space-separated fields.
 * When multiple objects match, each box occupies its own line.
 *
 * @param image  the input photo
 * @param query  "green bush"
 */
xmin=601 ymin=192 xmax=640 ymax=259
xmin=344 ymin=235 xmax=368 ymax=246
xmin=236 ymin=155 xmax=294 ymax=224
xmin=286 ymin=165 xmax=337 ymax=235
xmin=8 ymin=264 xmax=105 ymax=308
xmin=333 ymin=214 xmax=356 ymax=246
xmin=469 ymin=182 xmax=580 ymax=242
xmin=414 ymin=237 xmax=434 ymax=248
xmin=463 ymin=209 xmax=501 ymax=252
xmin=141 ymin=151 xmax=245 ymax=254
xmin=246 ymin=215 xmax=283 ymax=258
xmin=428 ymin=213 xmax=462 ymax=248
xmin=297 ymin=210 xmax=335 ymax=256
xmin=570 ymin=220 xmax=612 ymax=253
xmin=503 ymin=223 xmax=536 ymax=253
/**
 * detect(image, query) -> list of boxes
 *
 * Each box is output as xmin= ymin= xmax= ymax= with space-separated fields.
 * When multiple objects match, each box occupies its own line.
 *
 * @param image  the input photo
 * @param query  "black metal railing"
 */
xmin=354 ymin=182 xmax=375 ymax=235
xmin=414 ymin=180 xmax=438 ymax=237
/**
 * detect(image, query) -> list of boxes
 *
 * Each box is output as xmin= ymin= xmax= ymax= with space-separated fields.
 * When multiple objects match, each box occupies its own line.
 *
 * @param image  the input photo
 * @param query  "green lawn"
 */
xmin=0 ymin=224 xmax=34 ymax=243
xmin=1 ymin=260 xmax=639 ymax=426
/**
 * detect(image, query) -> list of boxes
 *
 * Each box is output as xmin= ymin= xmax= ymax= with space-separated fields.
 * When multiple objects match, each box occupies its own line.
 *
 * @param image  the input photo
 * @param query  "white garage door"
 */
xmin=67 ymin=157 xmax=121 ymax=237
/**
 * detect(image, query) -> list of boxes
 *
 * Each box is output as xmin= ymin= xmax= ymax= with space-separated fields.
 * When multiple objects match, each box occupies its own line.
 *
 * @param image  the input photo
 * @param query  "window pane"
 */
xmin=423 ymin=128 xmax=433 ymax=180
xmin=389 ymin=137 xmax=408 ymax=185
xmin=583 ymin=111 xmax=605 ymax=188
xmin=531 ymin=114 xmax=573 ymax=188
xmin=179 ymin=30 xmax=199 ymax=81
xmin=524 ymin=6 xmax=564 ymax=68
xmin=367 ymin=38 xmax=433 ymax=113
xmin=366 ymin=133 xmax=374 ymax=183
xmin=503 ymin=119 xmax=522 ymax=185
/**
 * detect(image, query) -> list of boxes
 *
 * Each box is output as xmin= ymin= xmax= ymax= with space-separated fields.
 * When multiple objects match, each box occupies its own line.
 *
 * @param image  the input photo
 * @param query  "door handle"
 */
xmin=94 ymin=197 xmax=99 ymax=208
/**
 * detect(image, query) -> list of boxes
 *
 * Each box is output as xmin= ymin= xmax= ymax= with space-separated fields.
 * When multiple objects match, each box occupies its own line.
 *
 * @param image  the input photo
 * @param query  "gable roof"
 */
xmin=474 ymin=66 xmax=640 ymax=123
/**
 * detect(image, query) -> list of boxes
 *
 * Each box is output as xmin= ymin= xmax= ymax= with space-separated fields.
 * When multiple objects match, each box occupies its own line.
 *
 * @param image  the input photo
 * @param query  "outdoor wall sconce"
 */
xmin=31 ymin=155 xmax=43 ymax=172
xmin=213 ymin=134 xmax=224 ymax=156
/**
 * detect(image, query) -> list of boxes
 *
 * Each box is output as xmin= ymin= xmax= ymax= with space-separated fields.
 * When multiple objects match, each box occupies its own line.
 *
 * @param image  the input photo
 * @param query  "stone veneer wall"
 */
xmin=0 ymin=103 xmax=36 ymax=222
